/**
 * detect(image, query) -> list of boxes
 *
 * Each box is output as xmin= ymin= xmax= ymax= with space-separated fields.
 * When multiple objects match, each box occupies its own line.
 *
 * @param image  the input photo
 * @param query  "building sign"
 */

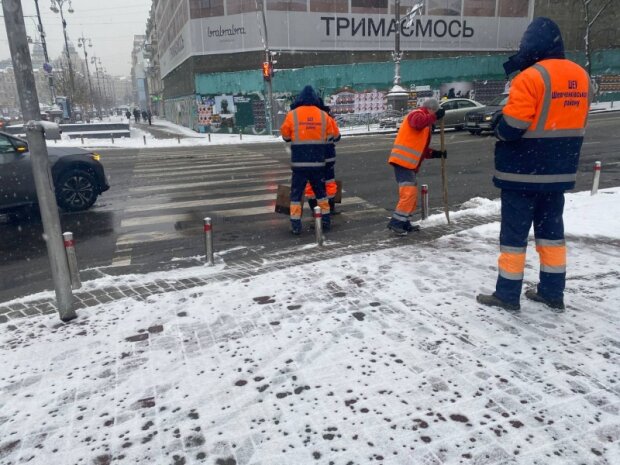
xmin=160 ymin=1 xmax=533 ymax=78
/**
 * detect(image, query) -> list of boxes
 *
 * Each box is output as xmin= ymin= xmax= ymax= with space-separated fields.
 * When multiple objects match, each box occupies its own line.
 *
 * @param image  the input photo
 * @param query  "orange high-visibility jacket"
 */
xmin=388 ymin=110 xmax=432 ymax=171
xmin=494 ymin=58 xmax=592 ymax=191
xmin=281 ymin=106 xmax=337 ymax=170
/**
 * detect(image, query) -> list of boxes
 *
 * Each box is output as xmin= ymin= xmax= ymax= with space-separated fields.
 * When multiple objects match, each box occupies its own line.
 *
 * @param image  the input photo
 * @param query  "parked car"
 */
xmin=378 ymin=110 xmax=405 ymax=129
xmin=437 ymin=98 xmax=485 ymax=130
xmin=465 ymin=94 xmax=509 ymax=135
xmin=0 ymin=132 xmax=109 ymax=213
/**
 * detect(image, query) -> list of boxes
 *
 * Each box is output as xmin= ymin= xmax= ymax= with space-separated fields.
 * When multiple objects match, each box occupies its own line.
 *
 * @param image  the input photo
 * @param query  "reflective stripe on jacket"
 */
xmin=280 ymin=106 xmax=335 ymax=170
xmin=494 ymin=58 xmax=591 ymax=191
xmin=388 ymin=110 xmax=432 ymax=171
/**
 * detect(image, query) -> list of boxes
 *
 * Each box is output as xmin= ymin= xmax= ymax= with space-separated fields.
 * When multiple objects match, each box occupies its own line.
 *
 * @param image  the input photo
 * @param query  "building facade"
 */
xmin=151 ymin=0 xmax=620 ymax=131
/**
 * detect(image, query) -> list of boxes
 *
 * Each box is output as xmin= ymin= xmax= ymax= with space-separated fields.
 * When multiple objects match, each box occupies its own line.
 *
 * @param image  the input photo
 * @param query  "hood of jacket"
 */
xmin=290 ymin=85 xmax=321 ymax=110
xmin=503 ymin=17 xmax=565 ymax=77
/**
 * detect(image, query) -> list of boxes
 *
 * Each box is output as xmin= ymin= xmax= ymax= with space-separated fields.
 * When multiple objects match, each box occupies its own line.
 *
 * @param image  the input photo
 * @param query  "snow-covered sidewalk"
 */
xmin=1 ymin=189 xmax=619 ymax=465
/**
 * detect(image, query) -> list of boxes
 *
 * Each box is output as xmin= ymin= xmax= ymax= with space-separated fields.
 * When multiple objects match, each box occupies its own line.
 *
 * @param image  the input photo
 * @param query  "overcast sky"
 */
xmin=0 ymin=0 xmax=152 ymax=76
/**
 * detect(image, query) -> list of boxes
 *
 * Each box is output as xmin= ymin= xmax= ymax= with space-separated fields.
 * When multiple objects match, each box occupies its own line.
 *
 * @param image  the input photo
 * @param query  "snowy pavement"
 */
xmin=1 ymin=189 xmax=619 ymax=465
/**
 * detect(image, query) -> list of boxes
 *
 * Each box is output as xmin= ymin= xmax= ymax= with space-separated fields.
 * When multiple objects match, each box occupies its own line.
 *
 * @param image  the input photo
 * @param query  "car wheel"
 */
xmin=55 ymin=169 xmax=98 ymax=211
xmin=468 ymin=130 xmax=482 ymax=135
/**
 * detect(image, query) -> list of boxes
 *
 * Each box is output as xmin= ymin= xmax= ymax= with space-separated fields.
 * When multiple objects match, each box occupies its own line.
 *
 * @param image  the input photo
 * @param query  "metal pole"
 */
xmin=34 ymin=0 xmax=55 ymax=104
xmin=59 ymin=6 xmax=75 ymax=112
xmin=79 ymin=37 xmax=95 ymax=119
xmin=421 ymin=184 xmax=429 ymax=220
xmin=393 ymin=0 xmax=401 ymax=86
xmin=313 ymin=206 xmax=324 ymax=246
xmin=143 ymin=135 xmax=147 ymax=145
xmin=256 ymin=0 xmax=274 ymax=135
xmin=204 ymin=217 xmax=214 ymax=265
xmin=3 ymin=0 xmax=75 ymax=321
xmin=63 ymin=232 xmax=81 ymax=289
xmin=591 ymin=161 xmax=601 ymax=195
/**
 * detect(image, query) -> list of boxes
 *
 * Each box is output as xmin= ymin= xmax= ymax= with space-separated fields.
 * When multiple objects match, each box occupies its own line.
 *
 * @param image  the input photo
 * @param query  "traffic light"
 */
xmin=262 ymin=61 xmax=273 ymax=81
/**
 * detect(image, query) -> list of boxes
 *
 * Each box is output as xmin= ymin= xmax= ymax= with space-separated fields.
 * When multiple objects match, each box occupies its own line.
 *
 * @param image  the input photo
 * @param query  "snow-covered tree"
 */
xmin=581 ymin=0 xmax=613 ymax=75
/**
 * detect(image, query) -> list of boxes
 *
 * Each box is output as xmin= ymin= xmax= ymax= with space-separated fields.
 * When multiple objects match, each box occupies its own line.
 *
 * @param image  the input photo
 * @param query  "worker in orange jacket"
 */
xmin=477 ymin=17 xmax=592 ymax=313
xmin=387 ymin=98 xmax=446 ymax=235
xmin=281 ymin=86 xmax=338 ymax=235
xmin=304 ymin=99 xmax=341 ymax=215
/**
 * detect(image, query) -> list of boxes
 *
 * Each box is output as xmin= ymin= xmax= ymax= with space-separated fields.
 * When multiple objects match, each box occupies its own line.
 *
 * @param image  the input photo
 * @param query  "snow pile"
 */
xmin=1 ymin=189 xmax=619 ymax=464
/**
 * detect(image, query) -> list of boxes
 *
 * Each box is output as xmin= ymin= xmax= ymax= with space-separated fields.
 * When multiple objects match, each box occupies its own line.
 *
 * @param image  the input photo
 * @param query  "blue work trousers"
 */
xmin=495 ymin=190 xmax=566 ymax=304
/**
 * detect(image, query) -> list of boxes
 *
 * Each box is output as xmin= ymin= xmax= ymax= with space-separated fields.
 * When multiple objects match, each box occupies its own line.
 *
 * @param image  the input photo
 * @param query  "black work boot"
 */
xmin=476 ymin=293 xmax=521 ymax=313
xmin=525 ymin=289 xmax=565 ymax=313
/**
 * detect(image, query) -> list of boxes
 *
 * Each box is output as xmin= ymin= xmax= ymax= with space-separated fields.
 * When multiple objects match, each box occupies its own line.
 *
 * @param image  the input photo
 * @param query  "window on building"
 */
xmin=498 ymin=0 xmax=528 ymax=17
xmin=190 ymin=0 xmax=225 ymax=18
xmin=227 ymin=0 xmax=258 ymax=14
xmin=351 ymin=0 xmax=388 ymax=14
xmin=310 ymin=0 xmax=348 ymax=13
xmin=427 ymin=0 xmax=462 ymax=16
xmin=266 ymin=0 xmax=307 ymax=11
xmin=463 ymin=0 xmax=495 ymax=17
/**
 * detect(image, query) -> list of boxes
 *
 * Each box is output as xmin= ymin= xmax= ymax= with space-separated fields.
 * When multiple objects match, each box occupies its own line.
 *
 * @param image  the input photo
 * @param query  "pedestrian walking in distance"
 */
xmin=387 ymin=98 xmax=446 ymax=235
xmin=125 ymin=110 xmax=131 ymax=122
xmin=304 ymin=98 xmax=341 ymax=215
xmin=477 ymin=17 xmax=593 ymax=313
xmin=280 ymin=85 xmax=338 ymax=235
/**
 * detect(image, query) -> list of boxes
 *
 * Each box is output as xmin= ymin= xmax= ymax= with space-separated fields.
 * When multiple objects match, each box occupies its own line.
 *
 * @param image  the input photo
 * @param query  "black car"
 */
xmin=0 ymin=132 xmax=109 ymax=213
xmin=464 ymin=94 xmax=509 ymax=135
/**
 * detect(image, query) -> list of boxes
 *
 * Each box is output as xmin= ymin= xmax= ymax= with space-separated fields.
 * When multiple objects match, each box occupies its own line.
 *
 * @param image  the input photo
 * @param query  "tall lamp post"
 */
xmin=50 ymin=0 xmax=75 ymax=114
xmin=91 ymin=57 xmax=105 ymax=110
xmin=387 ymin=1 xmax=424 ymax=112
xmin=255 ymin=0 xmax=274 ymax=135
xmin=34 ymin=0 xmax=55 ymax=104
xmin=77 ymin=36 xmax=97 ymax=119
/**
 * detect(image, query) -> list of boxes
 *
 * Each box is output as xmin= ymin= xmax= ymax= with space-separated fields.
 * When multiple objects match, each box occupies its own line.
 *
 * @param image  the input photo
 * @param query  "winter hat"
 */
xmin=422 ymin=98 xmax=440 ymax=112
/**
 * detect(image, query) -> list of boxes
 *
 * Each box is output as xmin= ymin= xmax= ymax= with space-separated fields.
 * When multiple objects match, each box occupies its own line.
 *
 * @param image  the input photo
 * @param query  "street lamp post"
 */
xmin=34 ymin=0 xmax=56 ymax=105
xmin=387 ymin=1 xmax=424 ymax=112
xmin=91 ymin=56 xmax=104 ymax=112
xmin=255 ymin=0 xmax=275 ymax=135
xmin=77 ymin=36 xmax=96 ymax=119
xmin=50 ymin=0 xmax=75 ymax=116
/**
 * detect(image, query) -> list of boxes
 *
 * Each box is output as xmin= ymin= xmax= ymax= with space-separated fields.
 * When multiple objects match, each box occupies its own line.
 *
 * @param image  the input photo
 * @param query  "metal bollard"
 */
xmin=63 ymin=232 xmax=82 ymax=289
xmin=204 ymin=217 xmax=214 ymax=265
xmin=208 ymin=133 xmax=211 ymax=142
xmin=143 ymin=135 xmax=147 ymax=145
xmin=177 ymin=135 xmax=181 ymax=144
xmin=239 ymin=131 xmax=242 ymax=140
xmin=313 ymin=206 xmax=324 ymax=247
xmin=80 ymin=134 xmax=84 ymax=144
xmin=591 ymin=161 xmax=601 ymax=195
xmin=111 ymin=135 xmax=115 ymax=144
xmin=421 ymin=184 xmax=429 ymax=220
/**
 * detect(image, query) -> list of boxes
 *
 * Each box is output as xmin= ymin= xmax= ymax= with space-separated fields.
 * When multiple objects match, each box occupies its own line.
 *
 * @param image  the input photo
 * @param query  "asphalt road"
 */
xmin=1 ymin=112 xmax=619 ymax=302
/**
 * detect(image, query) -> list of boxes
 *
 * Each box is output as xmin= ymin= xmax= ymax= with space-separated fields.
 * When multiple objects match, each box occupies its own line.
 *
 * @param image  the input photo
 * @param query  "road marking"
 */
xmin=130 ymin=175 xmax=290 ymax=193
xmin=121 ymin=213 xmax=193 ymax=228
xmin=128 ymin=184 xmax=280 ymax=203
xmin=134 ymin=163 xmax=286 ymax=178
xmin=133 ymin=159 xmax=281 ymax=174
xmin=133 ymin=154 xmax=272 ymax=169
xmin=126 ymin=193 xmax=277 ymax=213
xmin=115 ymin=196 xmax=374 ymax=246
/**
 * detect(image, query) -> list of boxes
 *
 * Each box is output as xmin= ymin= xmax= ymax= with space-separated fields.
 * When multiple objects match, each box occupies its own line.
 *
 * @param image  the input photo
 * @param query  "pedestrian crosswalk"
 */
xmin=108 ymin=146 xmax=386 ymax=266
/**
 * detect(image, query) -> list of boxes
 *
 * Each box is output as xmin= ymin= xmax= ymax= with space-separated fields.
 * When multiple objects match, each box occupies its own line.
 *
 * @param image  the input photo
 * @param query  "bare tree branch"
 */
xmin=589 ymin=0 xmax=613 ymax=27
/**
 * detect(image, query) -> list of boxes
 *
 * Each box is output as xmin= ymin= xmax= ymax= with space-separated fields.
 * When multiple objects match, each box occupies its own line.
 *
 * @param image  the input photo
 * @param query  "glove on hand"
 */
xmin=431 ymin=149 xmax=447 ymax=159
xmin=434 ymin=108 xmax=446 ymax=120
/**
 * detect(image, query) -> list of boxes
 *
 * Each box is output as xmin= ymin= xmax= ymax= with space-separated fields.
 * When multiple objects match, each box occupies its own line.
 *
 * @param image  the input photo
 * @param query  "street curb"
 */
xmin=0 ymin=213 xmax=500 ymax=324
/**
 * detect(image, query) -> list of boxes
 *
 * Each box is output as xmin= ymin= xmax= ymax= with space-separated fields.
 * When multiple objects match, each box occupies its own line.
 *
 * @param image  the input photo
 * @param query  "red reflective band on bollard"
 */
xmin=64 ymin=239 xmax=75 ymax=248
xmin=313 ymin=212 xmax=322 ymax=219
xmin=204 ymin=224 xmax=212 ymax=232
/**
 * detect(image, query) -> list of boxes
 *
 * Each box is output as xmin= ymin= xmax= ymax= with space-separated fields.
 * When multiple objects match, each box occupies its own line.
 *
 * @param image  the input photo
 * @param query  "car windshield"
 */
xmin=489 ymin=94 xmax=509 ymax=106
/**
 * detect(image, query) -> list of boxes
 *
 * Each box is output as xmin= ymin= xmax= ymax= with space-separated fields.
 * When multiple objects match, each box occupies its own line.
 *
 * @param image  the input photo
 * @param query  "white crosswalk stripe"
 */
xmin=109 ymin=148 xmax=385 ymax=263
